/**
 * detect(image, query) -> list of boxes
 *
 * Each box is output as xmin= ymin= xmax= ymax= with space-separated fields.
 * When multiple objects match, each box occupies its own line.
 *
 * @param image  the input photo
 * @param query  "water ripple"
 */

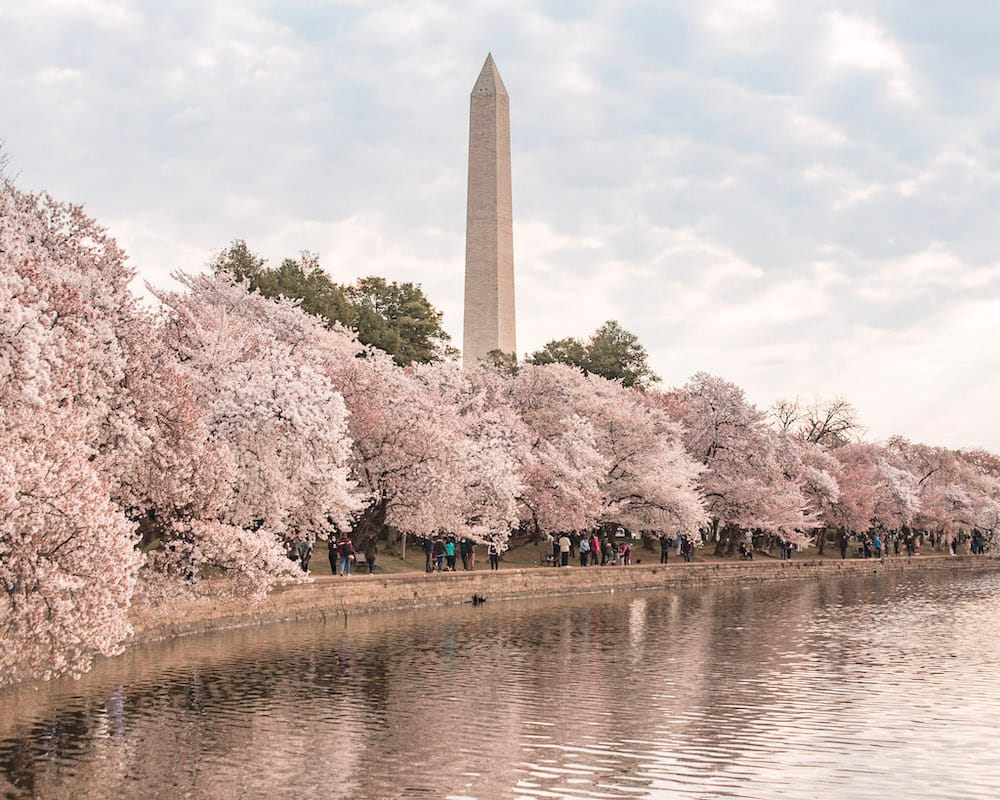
xmin=3 ymin=569 xmax=1000 ymax=798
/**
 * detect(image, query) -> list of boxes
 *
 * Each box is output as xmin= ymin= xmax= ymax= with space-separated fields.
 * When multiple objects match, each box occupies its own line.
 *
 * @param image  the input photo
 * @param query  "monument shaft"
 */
xmin=463 ymin=54 xmax=516 ymax=363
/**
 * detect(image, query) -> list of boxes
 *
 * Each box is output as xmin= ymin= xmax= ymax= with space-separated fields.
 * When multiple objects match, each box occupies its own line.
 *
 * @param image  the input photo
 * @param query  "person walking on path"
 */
xmin=433 ymin=536 xmax=446 ymax=571
xmin=590 ymin=532 xmax=600 ymax=566
xmin=838 ymin=530 xmax=849 ymax=560
xmin=328 ymin=534 xmax=339 ymax=575
xmin=336 ymin=533 xmax=354 ymax=576
xmin=559 ymin=533 xmax=571 ymax=567
xmin=297 ymin=538 xmax=313 ymax=573
xmin=488 ymin=541 xmax=500 ymax=571
xmin=579 ymin=534 xmax=590 ymax=567
xmin=659 ymin=534 xmax=670 ymax=564
xmin=363 ymin=533 xmax=378 ymax=575
xmin=681 ymin=535 xmax=694 ymax=563
xmin=423 ymin=536 xmax=434 ymax=573
xmin=445 ymin=537 xmax=457 ymax=571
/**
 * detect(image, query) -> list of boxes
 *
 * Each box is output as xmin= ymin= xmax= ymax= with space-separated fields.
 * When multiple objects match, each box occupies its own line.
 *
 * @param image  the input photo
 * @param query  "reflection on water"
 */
xmin=3 ymin=569 xmax=1000 ymax=799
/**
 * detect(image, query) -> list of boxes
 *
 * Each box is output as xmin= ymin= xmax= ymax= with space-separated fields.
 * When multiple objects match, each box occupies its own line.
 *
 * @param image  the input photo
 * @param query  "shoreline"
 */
xmin=129 ymin=554 xmax=1000 ymax=647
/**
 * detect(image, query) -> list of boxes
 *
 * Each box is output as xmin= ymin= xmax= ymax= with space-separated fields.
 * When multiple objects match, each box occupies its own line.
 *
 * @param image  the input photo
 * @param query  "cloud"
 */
xmin=823 ymin=11 xmax=916 ymax=103
xmin=3 ymin=1 xmax=1000 ymax=450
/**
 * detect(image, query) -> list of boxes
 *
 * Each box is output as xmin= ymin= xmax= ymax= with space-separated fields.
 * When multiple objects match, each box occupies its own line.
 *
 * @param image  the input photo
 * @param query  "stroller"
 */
xmin=738 ymin=542 xmax=753 ymax=560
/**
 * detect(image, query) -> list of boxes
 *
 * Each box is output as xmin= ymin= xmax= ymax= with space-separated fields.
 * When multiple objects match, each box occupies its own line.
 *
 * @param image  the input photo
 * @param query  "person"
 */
xmin=579 ymin=533 xmax=590 ymax=567
xmin=433 ymin=536 xmax=446 ymax=571
xmin=328 ymin=533 xmax=339 ymax=575
xmin=660 ymin=534 xmax=670 ymax=564
xmin=621 ymin=542 xmax=631 ymax=566
xmin=336 ymin=532 xmax=354 ymax=576
xmin=445 ymin=537 xmax=457 ymax=571
xmin=739 ymin=541 xmax=753 ymax=560
xmin=363 ymin=533 xmax=378 ymax=574
xmin=423 ymin=535 xmax=434 ymax=573
xmin=873 ymin=533 xmax=882 ymax=558
xmin=460 ymin=537 xmax=473 ymax=570
xmin=590 ymin=532 xmax=601 ymax=566
xmin=559 ymin=533 xmax=571 ymax=567
xmin=297 ymin=538 xmax=313 ymax=573
xmin=676 ymin=531 xmax=684 ymax=557
xmin=838 ymin=530 xmax=849 ymax=560
xmin=681 ymin=535 xmax=693 ymax=563
xmin=551 ymin=535 xmax=560 ymax=567
xmin=488 ymin=540 xmax=500 ymax=570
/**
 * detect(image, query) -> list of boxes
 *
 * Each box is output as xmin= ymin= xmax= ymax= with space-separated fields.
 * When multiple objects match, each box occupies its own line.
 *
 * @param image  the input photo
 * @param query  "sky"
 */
xmin=3 ymin=1 xmax=1000 ymax=451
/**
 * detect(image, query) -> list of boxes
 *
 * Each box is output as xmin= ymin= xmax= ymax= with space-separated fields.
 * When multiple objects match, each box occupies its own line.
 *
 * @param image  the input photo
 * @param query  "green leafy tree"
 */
xmin=484 ymin=348 xmax=519 ymax=375
xmin=527 ymin=337 xmax=587 ymax=368
xmin=528 ymin=320 xmax=659 ymax=388
xmin=211 ymin=240 xmax=266 ymax=283
xmin=347 ymin=276 xmax=457 ymax=366
xmin=209 ymin=240 xmax=453 ymax=365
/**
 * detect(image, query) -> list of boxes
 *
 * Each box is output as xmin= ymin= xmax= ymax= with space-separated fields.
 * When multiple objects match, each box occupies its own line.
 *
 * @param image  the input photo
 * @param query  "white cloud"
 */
xmin=3 ymin=1 xmax=1000 ymax=451
xmin=823 ymin=11 xmax=916 ymax=103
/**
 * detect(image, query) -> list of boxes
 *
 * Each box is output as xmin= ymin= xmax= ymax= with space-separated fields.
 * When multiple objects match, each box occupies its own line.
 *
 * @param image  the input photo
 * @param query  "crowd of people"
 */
xmin=834 ymin=527 xmax=991 ymax=559
xmin=286 ymin=525 xmax=992 ymax=577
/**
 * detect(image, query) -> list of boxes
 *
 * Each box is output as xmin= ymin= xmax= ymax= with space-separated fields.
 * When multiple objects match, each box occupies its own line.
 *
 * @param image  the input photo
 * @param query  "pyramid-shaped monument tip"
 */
xmin=473 ymin=52 xmax=508 ymax=96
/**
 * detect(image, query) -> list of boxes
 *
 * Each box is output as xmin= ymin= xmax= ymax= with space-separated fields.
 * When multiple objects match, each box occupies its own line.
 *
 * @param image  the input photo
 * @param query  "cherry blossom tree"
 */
xmin=412 ymin=363 xmax=523 ymax=549
xmin=512 ymin=364 xmax=706 ymax=536
xmin=326 ymin=345 xmax=470 ymax=544
xmin=1 ymin=185 xmax=142 ymax=683
xmin=771 ymin=396 xmax=863 ymax=448
xmin=663 ymin=373 xmax=816 ymax=553
xmin=151 ymin=272 xmax=364 ymax=588
xmin=501 ymin=363 xmax=606 ymax=534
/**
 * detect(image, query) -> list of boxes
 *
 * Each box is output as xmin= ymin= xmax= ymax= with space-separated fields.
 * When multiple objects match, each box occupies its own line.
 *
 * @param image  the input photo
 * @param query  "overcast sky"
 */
xmin=3 ymin=1 xmax=999 ymax=450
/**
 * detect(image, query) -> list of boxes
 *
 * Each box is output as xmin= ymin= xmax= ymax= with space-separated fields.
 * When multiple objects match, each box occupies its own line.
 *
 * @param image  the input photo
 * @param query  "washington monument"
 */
xmin=463 ymin=53 xmax=516 ymax=364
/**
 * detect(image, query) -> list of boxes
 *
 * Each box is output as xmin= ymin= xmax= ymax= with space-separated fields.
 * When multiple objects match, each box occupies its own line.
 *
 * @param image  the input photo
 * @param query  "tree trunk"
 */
xmin=714 ymin=523 xmax=735 ymax=557
xmin=353 ymin=497 xmax=388 ymax=542
xmin=816 ymin=526 xmax=827 ymax=555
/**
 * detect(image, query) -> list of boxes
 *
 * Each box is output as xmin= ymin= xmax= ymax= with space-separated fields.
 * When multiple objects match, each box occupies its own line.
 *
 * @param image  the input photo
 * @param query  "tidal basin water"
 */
xmin=3 ymin=568 xmax=1000 ymax=799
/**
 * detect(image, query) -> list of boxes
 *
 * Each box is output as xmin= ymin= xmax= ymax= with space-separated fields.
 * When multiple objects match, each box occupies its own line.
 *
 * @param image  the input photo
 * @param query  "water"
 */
xmin=3 ymin=568 xmax=1000 ymax=799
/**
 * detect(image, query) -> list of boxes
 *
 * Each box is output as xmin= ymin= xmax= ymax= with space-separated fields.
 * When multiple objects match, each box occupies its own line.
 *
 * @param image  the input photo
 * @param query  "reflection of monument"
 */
xmin=463 ymin=54 xmax=516 ymax=364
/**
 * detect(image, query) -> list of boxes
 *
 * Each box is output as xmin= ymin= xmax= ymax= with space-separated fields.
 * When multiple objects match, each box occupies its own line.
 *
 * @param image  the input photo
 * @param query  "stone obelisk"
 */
xmin=463 ymin=53 xmax=516 ymax=364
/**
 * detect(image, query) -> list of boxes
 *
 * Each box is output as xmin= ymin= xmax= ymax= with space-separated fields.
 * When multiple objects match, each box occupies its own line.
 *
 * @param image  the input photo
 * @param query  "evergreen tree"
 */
xmin=210 ymin=241 xmax=453 ymax=365
xmin=528 ymin=320 xmax=659 ymax=388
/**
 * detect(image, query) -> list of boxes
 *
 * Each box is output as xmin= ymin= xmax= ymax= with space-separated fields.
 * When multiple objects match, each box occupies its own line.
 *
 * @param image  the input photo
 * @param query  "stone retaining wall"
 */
xmin=129 ymin=555 xmax=1000 ymax=646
